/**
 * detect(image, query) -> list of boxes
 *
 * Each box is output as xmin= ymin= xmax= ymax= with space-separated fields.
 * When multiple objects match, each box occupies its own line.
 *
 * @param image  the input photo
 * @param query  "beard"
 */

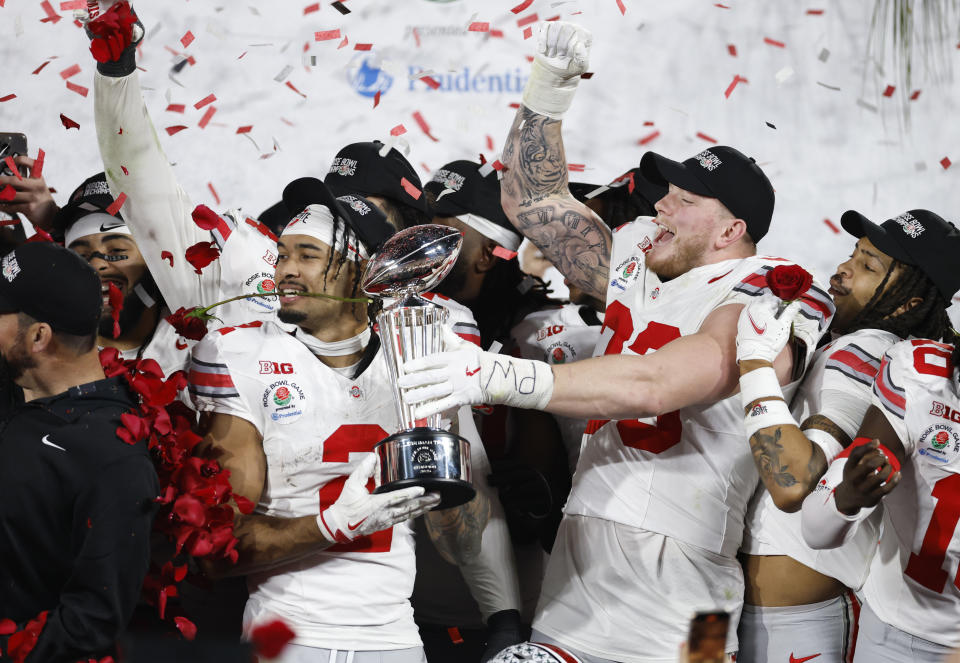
xmin=277 ymin=307 xmax=308 ymax=325
xmin=434 ymin=258 xmax=469 ymax=301
xmin=0 ymin=331 xmax=37 ymax=384
xmin=645 ymin=232 xmax=711 ymax=281
xmin=99 ymin=283 xmax=150 ymax=339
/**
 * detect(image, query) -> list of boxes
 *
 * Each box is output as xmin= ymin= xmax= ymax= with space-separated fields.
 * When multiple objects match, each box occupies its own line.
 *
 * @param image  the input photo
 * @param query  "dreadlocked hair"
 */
xmin=846 ymin=259 xmax=952 ymax=341
xmin=322 ymin=215 xmax=367 ymax=313
xmin=474 ymin=256 xmax=560 ymax=348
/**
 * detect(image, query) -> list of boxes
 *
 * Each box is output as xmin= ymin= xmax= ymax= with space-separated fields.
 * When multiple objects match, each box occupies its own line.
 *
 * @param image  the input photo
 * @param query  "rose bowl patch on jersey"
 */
xmin=262 ymin=380 xmax=306 ymax=424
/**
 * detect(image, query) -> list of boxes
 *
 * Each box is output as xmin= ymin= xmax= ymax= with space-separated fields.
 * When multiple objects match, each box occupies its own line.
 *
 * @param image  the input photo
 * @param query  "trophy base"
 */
xmin=374 ymin=428 xmax=475 ymax=510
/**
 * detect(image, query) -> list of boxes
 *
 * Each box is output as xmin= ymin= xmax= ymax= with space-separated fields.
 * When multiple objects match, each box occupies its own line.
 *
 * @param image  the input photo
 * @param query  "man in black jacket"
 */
xmin=0 ymin=242 xmax=158 ymax=662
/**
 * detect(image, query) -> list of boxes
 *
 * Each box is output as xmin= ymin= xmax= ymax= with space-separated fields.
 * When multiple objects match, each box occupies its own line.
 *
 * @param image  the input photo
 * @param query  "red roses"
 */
xmin=765 ymin=264 xmax=813 ymax=302
xmin=87 ymin=1 xmax=139 ymax=64
xmin=165 ymin=307 xmax=209 ymax=341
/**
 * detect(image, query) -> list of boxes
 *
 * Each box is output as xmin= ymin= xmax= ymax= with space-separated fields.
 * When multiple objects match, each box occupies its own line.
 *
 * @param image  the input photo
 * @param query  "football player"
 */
xmin=732 ymin=209 xmax=957 ymax=663
xmin=398 ymin=21 xmax=832 ymax=662
xmin=801 ymin=324 xmax=960 ymax=661
xmin=189 ymin=177 xmax=493 ymax=662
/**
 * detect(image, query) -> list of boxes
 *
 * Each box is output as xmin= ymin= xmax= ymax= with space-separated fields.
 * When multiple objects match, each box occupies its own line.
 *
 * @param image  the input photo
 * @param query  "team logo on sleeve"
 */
xmin=917 ymin=422 xmax=960 ymax=463
xmin=546 ymin=341 xmax=577 ymax=364
xmin=610 ymin=255 xmax=642 ymax=291
xmin=244 ymin=272 xmax=279 ymax=312
xmin=262 ymin=380 xmax=306 ymax=424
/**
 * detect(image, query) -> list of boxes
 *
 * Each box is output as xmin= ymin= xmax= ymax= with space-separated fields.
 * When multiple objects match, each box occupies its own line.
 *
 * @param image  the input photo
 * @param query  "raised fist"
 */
xmin=535 ymin=21 xmax=592 ymax=79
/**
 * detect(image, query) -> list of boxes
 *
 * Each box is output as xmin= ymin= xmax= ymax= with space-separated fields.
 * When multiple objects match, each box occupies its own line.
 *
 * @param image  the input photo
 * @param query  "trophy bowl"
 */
xmin=361 ymin=223 xmax=475 ymax=510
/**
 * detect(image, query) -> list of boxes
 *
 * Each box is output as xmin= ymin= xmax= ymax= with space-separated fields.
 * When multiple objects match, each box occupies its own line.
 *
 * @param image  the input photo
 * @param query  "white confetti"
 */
xmin=856 ymin=98 xmax=877 ymax=112
xmin=775 ymin=66 xmax=794 ymax=84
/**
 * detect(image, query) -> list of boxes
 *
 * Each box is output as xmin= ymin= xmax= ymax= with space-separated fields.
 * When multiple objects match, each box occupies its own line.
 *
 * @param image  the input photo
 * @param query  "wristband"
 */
xmin=743 ymin=398 xmax=794 ymax=438
xmin=521 ymin=60 xmax=581 ymax=120
xmin=805 ymin=428 xmax=844 ymax=462
xmin=738 ymin=365 xmax=784 ymax=405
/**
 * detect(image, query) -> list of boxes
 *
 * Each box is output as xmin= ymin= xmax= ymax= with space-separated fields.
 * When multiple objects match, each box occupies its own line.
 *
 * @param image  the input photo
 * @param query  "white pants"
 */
xmin=267 ymin=644 xmax=426 ymax=663
xmin=533 ymin=515 xmax=743 ymax=663
xmin=853 ymin=602 xmax=950 ymax=663
xmin=737 ymin=592 xmax=860 ymax=663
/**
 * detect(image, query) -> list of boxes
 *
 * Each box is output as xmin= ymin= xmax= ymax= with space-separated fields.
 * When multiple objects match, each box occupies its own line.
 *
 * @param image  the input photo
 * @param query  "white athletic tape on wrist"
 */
xmin=805 ymin=427 xmax=845 ymax=462
xmin=738 ymin=366 xmax=784 ymax=406
xmin=743 ymin=398 xmax=794 ymax=438
xmin=484 ymin=355 xmax=554 ymax=410
xmin=521 ymin=60 xmax=581 ymax=120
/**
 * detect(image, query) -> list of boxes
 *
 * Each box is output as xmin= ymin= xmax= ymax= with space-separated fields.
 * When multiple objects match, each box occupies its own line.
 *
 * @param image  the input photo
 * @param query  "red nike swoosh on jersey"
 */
xmin=347 ymin=517 xmax=367 ymax=531
xmin=465 ymin=366 xmax=481 ymax=377
xmin=707 ymin=269 xmax=734 ymax=284
xmin=789 ymin=654 xmax=822 ymax=663
xmin=748 ymin=311 xmax=766 ymax=335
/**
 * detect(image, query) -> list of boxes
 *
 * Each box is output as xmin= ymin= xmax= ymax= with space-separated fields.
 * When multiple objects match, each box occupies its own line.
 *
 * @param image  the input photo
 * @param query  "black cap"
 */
xmin=324 ymin=141 xmax=431 ymax=216
xmin=640 ymin=146 xmax=775 ymax=242
xmin=569 ymin=167 xmax=666 ymax=213
xmin=282 ymin=176 xmax=395 ymax=253
xmin=0 ymin=242 xmax=102 ymax=335
xmin=258 ymin=200 xmax=291 ymax=238
xmin=841 ymin=209 xmax=960 ymax=300
xmin=53 ymin=172 xmax=123 ymax=232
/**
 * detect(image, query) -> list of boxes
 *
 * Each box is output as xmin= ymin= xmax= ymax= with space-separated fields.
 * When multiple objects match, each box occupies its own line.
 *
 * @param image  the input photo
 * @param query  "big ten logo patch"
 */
xmin=930 ymin=401 xmax=960 ymax=423
xmin=263 ymin=249 xmax=277 ymax=267
xmin=262 ymin=380 xmax=306 ymax=424
xmin=536 ymin=325 xmax=564 ymax=342
xmin=918 ymin=422 xmax=960 ymax=463
xmin=260 ymin=361 xmax=294 ymax=375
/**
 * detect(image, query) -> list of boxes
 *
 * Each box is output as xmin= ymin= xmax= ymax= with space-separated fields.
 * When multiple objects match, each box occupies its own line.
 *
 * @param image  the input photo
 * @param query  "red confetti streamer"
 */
xmin=354 ymin=43 xmax=372 ymax=50
xmin=194 ymin=93 xmax=216 ymax=109
xmin=469 ymin=22 xmax=490 ymax=32
xmin=106 ymin=192 xmax=127 ymax=216
xmin=806 ymin=9 xmax=824 ymax=14
xmin=315 ymin=29 xmax=341 ymax=41
xmin=764 ymin=37 xmax=786 ymax=48
xmin=412 ymin=28 xmax=421 ymax=47
xmin=59 ymin=0 xmax=85 ymax=8
xmin=303 ymin=2 xmax=320 ymax=13
xmin=373 ymin=90 xmax=381 ymax=108
xmin=166 ymin=103 xmax=185 ymax=113
xmin=823 ymin=218 xmax=840 ymax=233
xmin=910 ymin=90 xmax=921 ymax=100
xmin=32 ymin=148 xmax=45 ymax=179
xmin=545 ymin=14 xmax=561 ymax=21
xmin=4 ymin=157 xmax=22 ymax=181
xmin=285 ymin=81 xmax=307 ymax=98
xmin=522 ymin=27 xmax=533 ymax=39
xmin=724 ymin=74 xmax=748 ymax=98
xmin=486 ymin=135 xmax=494 ymax=151
xmin=236 ymin=125 xmax=253 ymax=134
xmin=727 ymin=44 xmax=737 ymax=56
xmin=40 ymin=1 xmax=61 ymax=23
xmin=0 ymin=94 xmax=15 ymax=103
xmin=166 ymin=125 xmax=188 ymax=135
xmin=510 ymin=0 xmax=533 ymax=13
xmin=60 ymin=113 xmax=80 ymax=130
xmin=390 ymin=124 xmax=406 ymax=136
xmin=208 ymin=182 xmax=220 ymax=204
xmin=337 ymin=35 xmax=349 ymax=49
xmin=32 ymin=60 xmax=52 ymax=75
xmin=517 ymin=13 xmax=538 ymax=27
xmin=180 ymin=31 xmax=195 ymax=48
xmin=715 ymin=2 xmax=730 ymax=7
xmin=237 ymin=51 xmax=247 ymax=59
xmin=492 ymin=246 xmax=517 ymax=260
xmin=198 ymin=106 xmax=217 ymax=129
xmin=490 ymin=29 xmax=504 ymax=38
xmin=0 ymin=185 xmax=14 ymax=201
xmin=412 ymin=111 xmax=439 ymax=142
xmin=59 ymin=63 xmax=80 ymax=79
xmin=420 ymin=75 xmax=441 ymax=89
xmin=121 ymin=165 xmax=128 ymax=175
xmin=941 ymin=157 xmax=952 ymax=170
xmin=65 ymin=80 xmax=88 ymax=97
xmin=696 ymin=131 xmax=717 ymax=143
xmin=637 ymin=129 xmax=660 ymax=145
xmin=161 ymin=250 xmax=174 ymax=266
xmin=882 ymin=84 xmax=895 ymax=97
xmin=508 ymin=102 xmax=520 ymax=109
xmin=568 ymin=163 xmax=586 ymax=172
xmin=616 ymin=0 xmax=626 ymax=14
xmin=400 ymin=177 xmax=422 ymax=200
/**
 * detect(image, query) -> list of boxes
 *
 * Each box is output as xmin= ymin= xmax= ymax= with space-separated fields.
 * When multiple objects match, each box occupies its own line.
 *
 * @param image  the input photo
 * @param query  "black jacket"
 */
xmin=0 ymin=377 xmax=158 ymax=662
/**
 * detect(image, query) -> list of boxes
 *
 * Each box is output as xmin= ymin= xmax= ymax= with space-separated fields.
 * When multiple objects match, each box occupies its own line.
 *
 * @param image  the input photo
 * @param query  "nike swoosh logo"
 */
xmin=99 ymin=221 xmax=126 ymax=232
xmin=41 ymin=435 xmax=67 ymax=452
xmin=790 ymin=654 xmax=822 ymax=663
xmin=748 ymin=311 xmax=766 ymax=335
xmin=465 ymin=366 xmax=481 ymax=377
xmin=347 ymin=518 xmax=367 ymax=531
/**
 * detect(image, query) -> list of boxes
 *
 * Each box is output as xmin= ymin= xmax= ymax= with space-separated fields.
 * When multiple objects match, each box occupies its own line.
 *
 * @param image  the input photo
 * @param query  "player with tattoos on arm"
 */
xmin=733 ymin=210 xmax=957 ymax=662
xmin=798 ymin=219 xmax=960 ymax=661
xmin=399 ymin=21 xmax=831 ymax=663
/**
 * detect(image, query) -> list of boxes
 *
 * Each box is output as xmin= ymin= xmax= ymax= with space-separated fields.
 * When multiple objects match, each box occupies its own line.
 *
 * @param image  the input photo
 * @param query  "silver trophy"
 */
xmin=361 ymin=224 xmax=475 ymax=510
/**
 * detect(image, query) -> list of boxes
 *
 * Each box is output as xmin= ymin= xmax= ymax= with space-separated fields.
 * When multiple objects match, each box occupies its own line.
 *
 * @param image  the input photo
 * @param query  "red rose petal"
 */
xmin=251 ymin=619 xmax=296 ymax=658
xmin=174 ymin=616 xmax=197 ymax=641
xmin=32 ymin=148 xmax=45 ymax=179
xmin=207 ymin=182 xmax=220 ymax=205
xmin=161 ymin=250 xmax=174 ymax=267
xmin=194 ymin=93 xmax=216 ymax=109
xmin=315 ymin=29 xmax=341 ymax=41
xmin=637 ymin=129 xmax=660 ymax=145
xmin=303 ymin=3 xmax=319 ymax=14
xmin=197 ymin=105 xmax=216 ymax=129
xmin=882 ymin=84 xmax=895 ymax=97
xmin=60 ymin=113 xmax=80 ymax=130
xmin=166 ymin=125 xmax=188 ymax=136
xmin=412 ymin=110 xmax=439 ymax=142
xmin=510 ymin=0 xmax=532 ymax=13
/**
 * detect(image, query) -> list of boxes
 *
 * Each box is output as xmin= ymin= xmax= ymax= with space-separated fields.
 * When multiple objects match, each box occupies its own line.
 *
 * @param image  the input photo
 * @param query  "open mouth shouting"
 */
xmin=652 ymin=220 xmax=676 ymax=248
xmin=99 ymin=277 xmax=126 ymax=308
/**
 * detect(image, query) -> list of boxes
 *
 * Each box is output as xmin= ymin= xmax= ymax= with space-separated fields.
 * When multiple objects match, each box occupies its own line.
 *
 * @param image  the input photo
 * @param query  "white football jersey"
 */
xmin=742 ymin=328 xmax=899 ymax=589
xmin=564 ymin=218 xmax=834 ymax=557
xmin=862 ymin=338 xmax=960 ymax=647
xmin=189 ymin=320 xmax=419 ymax=650
xmin=511 ymin=303 xmax=603 ymax=471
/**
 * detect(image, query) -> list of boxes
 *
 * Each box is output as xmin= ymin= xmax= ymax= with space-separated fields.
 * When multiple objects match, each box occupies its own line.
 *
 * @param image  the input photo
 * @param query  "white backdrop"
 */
xmin=2 ymin=0 xmax=959 ymax=297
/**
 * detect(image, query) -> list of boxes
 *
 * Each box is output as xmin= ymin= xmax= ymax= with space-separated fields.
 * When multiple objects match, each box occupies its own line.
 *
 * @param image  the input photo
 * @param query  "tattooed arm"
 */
xmin=501 ymin=107 xmax=612 ymax=302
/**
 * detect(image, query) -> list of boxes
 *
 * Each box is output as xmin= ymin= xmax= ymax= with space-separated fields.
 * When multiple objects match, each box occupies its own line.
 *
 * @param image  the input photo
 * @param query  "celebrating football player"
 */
xmin=399 ymin=21 xmax=832 ymax=662
xmin=733 ymin=210 xmax=958 ymax=662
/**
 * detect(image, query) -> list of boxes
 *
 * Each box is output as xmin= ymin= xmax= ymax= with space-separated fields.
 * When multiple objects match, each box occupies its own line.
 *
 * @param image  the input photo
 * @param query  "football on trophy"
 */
xmin=361 ymin=224 xmax=462 ymax=297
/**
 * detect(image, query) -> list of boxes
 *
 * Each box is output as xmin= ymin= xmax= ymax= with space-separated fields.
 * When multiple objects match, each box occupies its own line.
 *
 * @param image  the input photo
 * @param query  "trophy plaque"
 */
xmin=361 ymin=224 xmax=475 ymax=510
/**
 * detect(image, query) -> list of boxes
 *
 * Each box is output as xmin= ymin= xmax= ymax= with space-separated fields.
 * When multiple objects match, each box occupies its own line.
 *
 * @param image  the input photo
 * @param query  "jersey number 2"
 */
xmin=904 ymin=473 xmax=960 ymax=593
xmin=587 ymin=301 xmax=683 ymax=453
xmin=318 ymin=424 xmax=391 ymax=553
